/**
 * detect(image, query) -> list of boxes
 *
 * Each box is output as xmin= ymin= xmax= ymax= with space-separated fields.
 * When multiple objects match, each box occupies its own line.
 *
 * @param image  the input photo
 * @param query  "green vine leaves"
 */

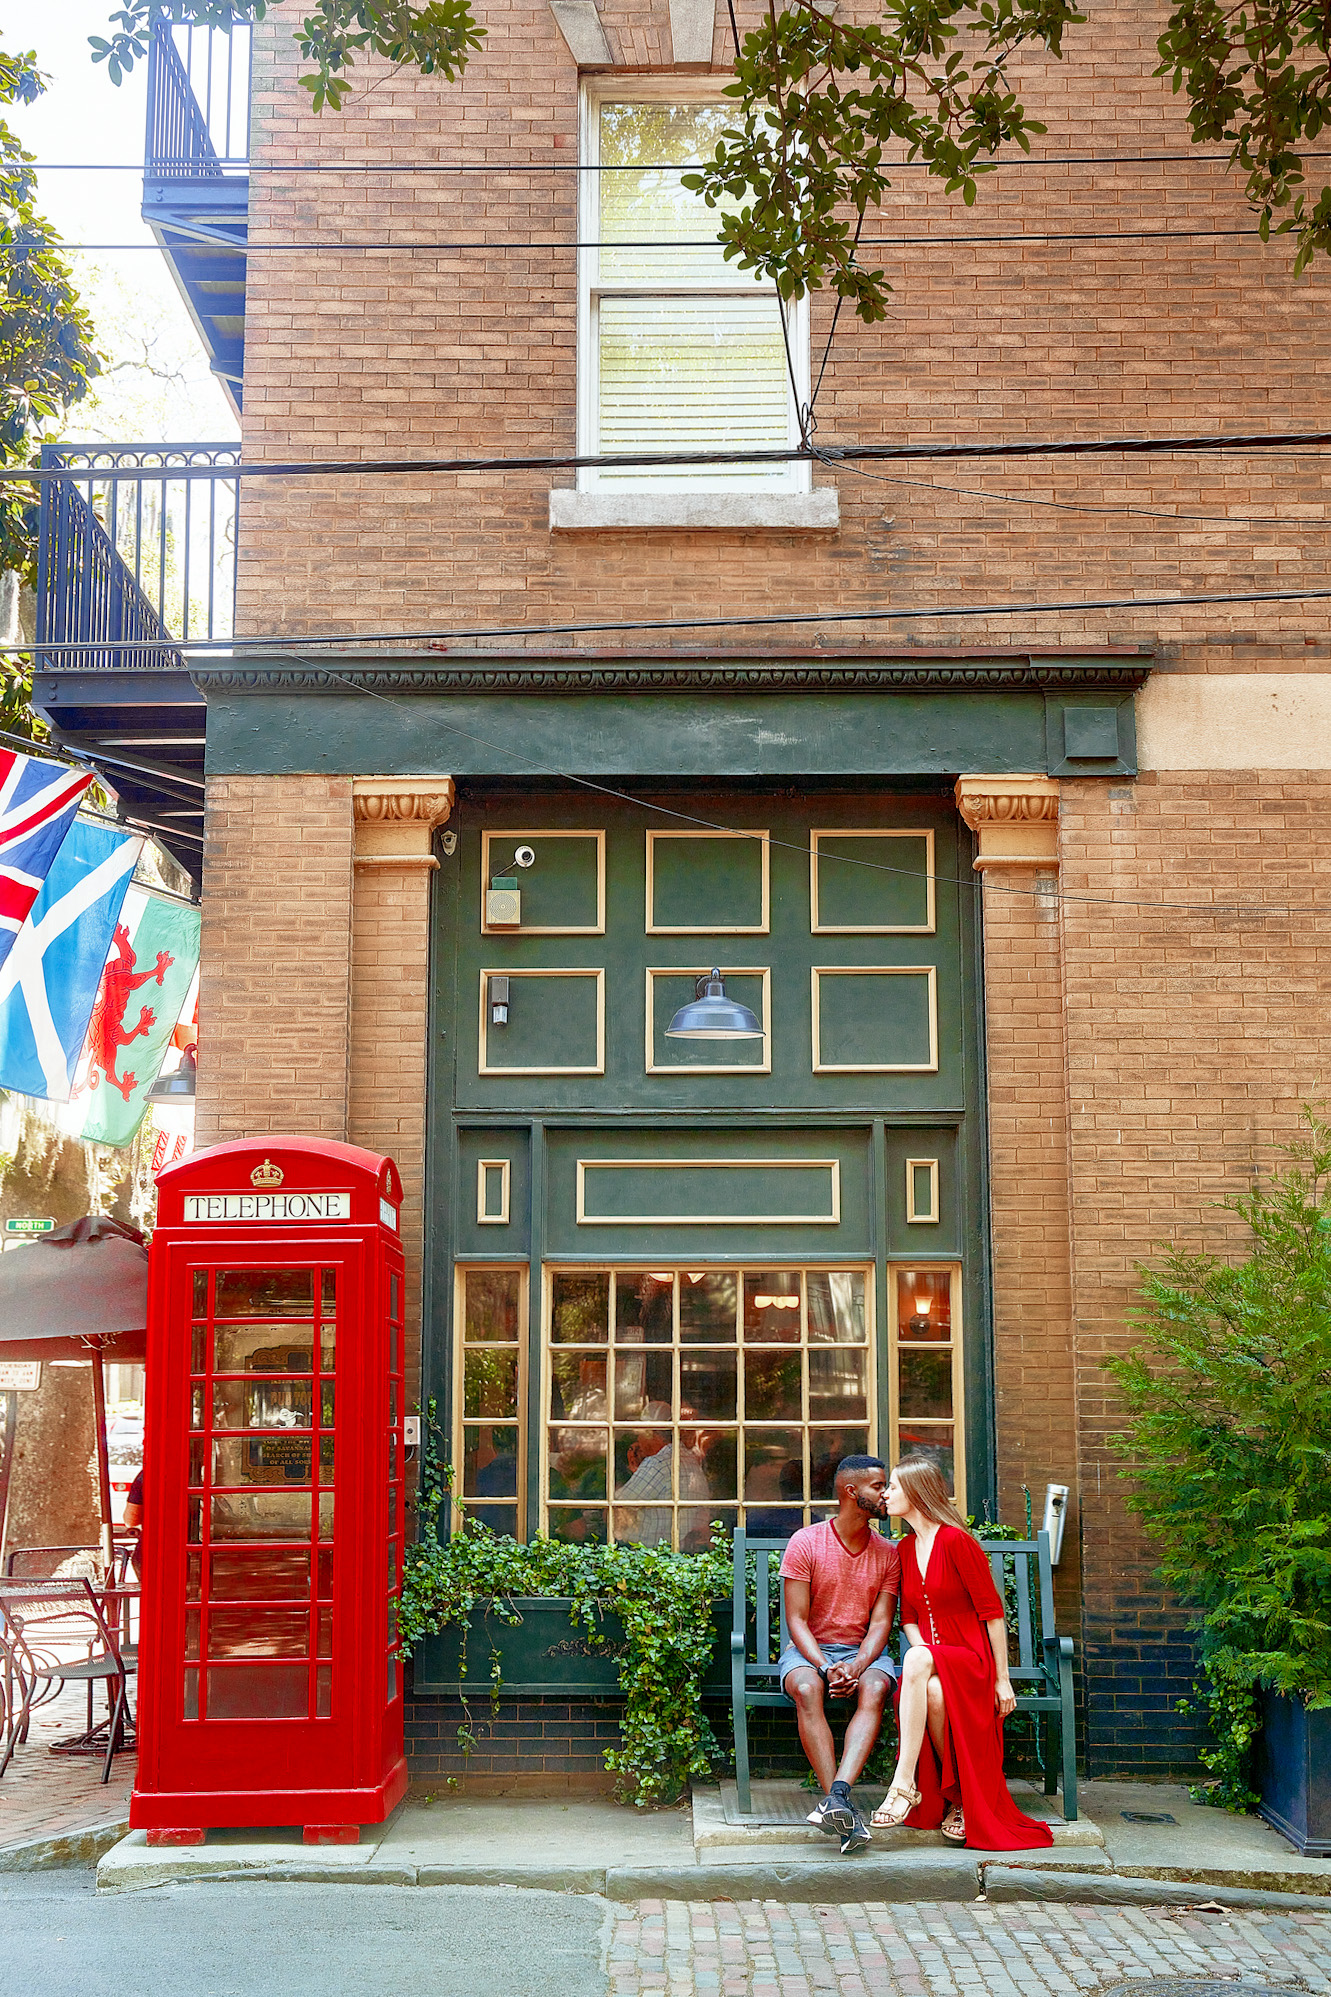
xmin=401 ymin=1403 xmax=732 ymax=1806
xmin=680 ymin=0 xmax=1085 ymax=324
xmin=91 ymin=0 xmax=484 ymax=115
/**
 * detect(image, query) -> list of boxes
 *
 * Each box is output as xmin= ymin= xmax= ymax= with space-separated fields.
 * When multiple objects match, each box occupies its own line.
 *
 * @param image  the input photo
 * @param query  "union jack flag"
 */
xmin=0 ymin=746 xmax=93 ymax=970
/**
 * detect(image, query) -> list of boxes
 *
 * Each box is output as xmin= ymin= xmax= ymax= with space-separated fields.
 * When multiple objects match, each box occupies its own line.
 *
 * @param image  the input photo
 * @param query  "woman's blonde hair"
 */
xmin=893 ymin=1456 xmax=971 ymax=1533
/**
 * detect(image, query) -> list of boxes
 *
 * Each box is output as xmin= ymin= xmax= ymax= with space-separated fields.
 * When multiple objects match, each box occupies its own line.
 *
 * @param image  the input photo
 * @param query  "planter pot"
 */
xmin=409 ymin=1595 xmax=730 ymax=1699
xmin=1255 ymin=1688 xmax=1331 ymax=1856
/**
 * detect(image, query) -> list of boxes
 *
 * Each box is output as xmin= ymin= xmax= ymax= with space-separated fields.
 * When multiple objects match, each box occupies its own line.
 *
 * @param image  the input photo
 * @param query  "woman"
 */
xmin=872 ymin=1457 xmax=1053 ymax=1852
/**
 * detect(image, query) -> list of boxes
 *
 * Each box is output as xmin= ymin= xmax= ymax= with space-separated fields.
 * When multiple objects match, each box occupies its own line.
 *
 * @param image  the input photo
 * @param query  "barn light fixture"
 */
xmin=665 ymin=970 xmax=763 ymax=1040
xmin=149 ymin=1047 xmax=196 ymax=1099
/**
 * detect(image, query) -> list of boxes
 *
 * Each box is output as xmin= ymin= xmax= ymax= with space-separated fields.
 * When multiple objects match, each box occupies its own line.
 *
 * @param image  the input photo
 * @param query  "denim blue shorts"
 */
xmin=777 ymin=1639 xmax=898 ymax=1696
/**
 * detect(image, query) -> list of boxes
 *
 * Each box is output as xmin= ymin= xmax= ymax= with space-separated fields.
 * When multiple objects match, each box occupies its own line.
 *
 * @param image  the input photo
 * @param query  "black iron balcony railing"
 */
xmin=143 ymin=15 xmax=250 ymax=409
xmin=145 ymin=13 xmax=251 ymax=180
xmin=36 ymin=445 xmax=240 ymax=673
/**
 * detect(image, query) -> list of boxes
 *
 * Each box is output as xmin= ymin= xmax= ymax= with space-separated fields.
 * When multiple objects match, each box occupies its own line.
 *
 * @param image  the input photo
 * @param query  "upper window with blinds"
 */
xmin=578 ymin=87 xmax=809 ymax=491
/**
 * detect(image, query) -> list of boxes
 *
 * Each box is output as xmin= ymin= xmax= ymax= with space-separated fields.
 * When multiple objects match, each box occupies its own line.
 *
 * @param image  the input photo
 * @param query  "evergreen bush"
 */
xmin=1107 ymin=1109 xmax=1331 ymax=1808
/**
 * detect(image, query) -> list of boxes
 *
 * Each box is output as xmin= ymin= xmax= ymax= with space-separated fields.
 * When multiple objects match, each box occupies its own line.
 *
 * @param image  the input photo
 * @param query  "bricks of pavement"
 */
xmin=604 ymin=1899 xmax=1331 ymax=1997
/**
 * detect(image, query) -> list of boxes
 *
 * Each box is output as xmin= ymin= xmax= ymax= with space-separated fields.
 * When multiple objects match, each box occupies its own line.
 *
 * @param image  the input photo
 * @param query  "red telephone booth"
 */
xmin=131 ymin=1137 xmax=408 ymax=1842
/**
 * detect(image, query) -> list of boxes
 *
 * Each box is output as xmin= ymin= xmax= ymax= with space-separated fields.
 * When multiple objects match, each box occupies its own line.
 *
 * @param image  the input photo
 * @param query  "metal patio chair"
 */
xmin=0 ymin=1578 xmax=134 ymax=1783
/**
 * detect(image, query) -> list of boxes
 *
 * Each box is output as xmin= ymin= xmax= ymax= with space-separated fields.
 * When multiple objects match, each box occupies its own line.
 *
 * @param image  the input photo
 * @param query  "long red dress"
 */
xmin=896 ymin=1525 xmax=1053 ymax=1852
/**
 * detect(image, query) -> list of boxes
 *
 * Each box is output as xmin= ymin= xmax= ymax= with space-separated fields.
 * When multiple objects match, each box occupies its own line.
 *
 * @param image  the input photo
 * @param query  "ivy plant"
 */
xmin=1107 ymin=1108 xmax=1331 ymax=1809
xmin=400 ymin=1406 xmax=731 ymax=1806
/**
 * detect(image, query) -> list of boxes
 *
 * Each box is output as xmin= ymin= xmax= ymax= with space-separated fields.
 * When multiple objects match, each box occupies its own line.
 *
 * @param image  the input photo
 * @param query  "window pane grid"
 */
xmin=888 ymin=1264 xmax=963 ymax=1507
xmin=544 ymin=1266 xmax=873 ymax=1550
xmin=186 ymin=1264 xmax=338 ymax=1722
xmin=453 ymin=1267 xmax=527 ymax=1539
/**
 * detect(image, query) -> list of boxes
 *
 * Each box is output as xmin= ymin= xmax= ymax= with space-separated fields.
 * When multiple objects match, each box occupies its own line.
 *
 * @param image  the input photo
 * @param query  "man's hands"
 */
xmin=825 ymin=1656 xmax=868 ymax=1697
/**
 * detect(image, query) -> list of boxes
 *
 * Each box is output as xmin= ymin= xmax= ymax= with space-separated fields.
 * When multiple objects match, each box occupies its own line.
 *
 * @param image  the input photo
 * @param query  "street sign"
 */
xmin=3 ymin=1217 xmax=55 ymax=1235
xmin=0 ymin=1361 xmax=41 ymax=1391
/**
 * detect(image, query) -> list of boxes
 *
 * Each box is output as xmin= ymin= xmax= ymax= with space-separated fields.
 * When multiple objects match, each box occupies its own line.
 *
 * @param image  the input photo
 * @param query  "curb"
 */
xmin=0 ymin=1820 xmax=130 ymax=1873
xmin=981 ymin=1866 xmax=1331 ymax=1912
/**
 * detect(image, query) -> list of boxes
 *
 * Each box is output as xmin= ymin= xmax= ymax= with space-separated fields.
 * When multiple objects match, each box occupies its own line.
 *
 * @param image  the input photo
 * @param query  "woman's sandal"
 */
xmin=870 ymin=1783 xmax=921 ymax=1829
xmin=940 ymin=1807 xmax=966 ymax=1844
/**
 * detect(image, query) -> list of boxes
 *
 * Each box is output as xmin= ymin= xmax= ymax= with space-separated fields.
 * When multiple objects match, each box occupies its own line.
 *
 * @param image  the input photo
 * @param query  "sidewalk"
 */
xmin=0 ymin=1681 xmax=134 ymax=1871
xmin=94 ymin=1779 xmax=1331 ymax=1903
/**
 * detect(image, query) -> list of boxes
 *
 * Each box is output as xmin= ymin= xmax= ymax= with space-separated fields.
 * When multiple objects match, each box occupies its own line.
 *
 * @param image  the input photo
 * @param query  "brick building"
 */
xmin=34 ymin=0 xmax=1331 ymax=1783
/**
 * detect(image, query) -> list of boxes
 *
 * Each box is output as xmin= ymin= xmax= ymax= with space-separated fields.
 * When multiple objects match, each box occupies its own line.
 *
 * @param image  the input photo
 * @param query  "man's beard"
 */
xmin=854 ymin=1489 xmax=887 ymax=1517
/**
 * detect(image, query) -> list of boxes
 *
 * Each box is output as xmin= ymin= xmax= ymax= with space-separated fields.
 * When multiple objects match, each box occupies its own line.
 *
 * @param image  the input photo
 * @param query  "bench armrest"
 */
xmin=730 ymin=1633 xmax=746 ymax=1656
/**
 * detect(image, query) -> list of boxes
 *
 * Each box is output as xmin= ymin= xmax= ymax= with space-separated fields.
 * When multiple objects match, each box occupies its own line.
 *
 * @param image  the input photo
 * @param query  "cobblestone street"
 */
xmin=607 ymin=1900 xmax=1331 ymax=1997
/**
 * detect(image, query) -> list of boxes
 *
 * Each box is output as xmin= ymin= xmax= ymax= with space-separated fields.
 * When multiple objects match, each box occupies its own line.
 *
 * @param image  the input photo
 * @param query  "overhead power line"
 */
xmin=26 ymin=225 xmax=1267 ymax=252
xmin=13 ymin=428 xmax=1331 ymax=486
xmin=5 ymin=579 xmax=1330 ymax=661
xmin=23 ymin=150 xmax=1331 ymax=172
xmin=319 ymin=674 xmax=1331 ymax=921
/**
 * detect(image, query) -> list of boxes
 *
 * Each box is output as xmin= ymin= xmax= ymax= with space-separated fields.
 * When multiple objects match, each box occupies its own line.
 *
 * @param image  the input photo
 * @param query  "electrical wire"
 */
xmin=16 ymin=225 xmax=1270 ymax=252
xmin=318 ymin=669 xmax=1331 ymax=921
xmin=14 ymin=427 xmax=1331 ymax=484
xmin=809 ymin=452 xmax=1329 ymax=529
xmin=23 ymin=150 xmax=1331 ymax=171
xmin=6 ymin=578 xmax=1328 ymax=661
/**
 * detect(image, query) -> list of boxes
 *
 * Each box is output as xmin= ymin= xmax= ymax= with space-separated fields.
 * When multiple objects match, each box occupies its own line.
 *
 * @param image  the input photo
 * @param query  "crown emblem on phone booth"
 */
xmin=250 ymin=1158 xmax=284 ymax=1189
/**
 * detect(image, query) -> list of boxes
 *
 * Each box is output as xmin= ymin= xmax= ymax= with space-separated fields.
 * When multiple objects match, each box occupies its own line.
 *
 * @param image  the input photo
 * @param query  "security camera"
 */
xmin=514 ymin=845 xmax=536 ymax=869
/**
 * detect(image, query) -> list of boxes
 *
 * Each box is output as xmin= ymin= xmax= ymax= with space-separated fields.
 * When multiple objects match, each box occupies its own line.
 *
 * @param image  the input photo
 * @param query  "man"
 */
xmin=777 ymin=1454 xmax=899 ymax=1854
xmin=614 ymin=1410 xmax=710 ymax=1548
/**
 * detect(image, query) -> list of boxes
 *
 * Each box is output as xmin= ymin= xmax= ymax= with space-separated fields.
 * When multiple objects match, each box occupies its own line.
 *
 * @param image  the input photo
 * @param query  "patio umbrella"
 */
xmin=0 ymin=1216 xmax=148 ymax=1563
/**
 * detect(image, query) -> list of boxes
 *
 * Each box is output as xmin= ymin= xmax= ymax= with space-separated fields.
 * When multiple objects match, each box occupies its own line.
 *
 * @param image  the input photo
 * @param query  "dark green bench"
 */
xmin=729 ymin=1528 xmax=1077 ymax=1819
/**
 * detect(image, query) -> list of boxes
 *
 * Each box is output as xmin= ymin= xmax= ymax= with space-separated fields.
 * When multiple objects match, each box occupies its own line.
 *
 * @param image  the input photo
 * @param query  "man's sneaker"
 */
xmin=823 ymin=1786 xmax=865 ymax=1839
xmin=806 ymin=1795 xmax=839 ymax=1835
xmin=839 ymin=1810 xmax=872 ymax=1856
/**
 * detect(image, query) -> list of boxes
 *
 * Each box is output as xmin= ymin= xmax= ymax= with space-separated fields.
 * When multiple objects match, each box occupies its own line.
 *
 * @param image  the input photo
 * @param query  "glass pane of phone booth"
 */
xmin=185 ymin=1264 xmax=337 ymax=1721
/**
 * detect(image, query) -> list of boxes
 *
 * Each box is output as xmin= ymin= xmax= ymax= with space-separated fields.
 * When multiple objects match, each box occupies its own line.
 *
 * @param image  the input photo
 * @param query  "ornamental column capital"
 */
xmin=353 ymin=776 xmax=456 ymax=866
xmin=954 ymin=773 xmax=1060 ymax=871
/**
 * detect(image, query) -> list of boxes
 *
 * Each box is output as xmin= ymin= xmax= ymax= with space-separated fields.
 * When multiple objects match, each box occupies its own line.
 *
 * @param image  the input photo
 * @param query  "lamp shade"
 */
xmin=665 ymin=970 xmax=764 ymax=1040
xmin=149 ymin=1046 xmax=196 ymax=1099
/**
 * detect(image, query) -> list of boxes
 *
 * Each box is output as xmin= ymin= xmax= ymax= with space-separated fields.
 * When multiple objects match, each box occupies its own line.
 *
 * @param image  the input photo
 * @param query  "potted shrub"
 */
xmin=1108 ymin=1111 xmax=1331 ymax=1852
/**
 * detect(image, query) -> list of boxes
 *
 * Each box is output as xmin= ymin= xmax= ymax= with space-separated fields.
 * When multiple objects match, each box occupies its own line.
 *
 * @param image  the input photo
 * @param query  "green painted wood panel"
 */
xmin=444 ymin=790 xmax=966 ymax=1115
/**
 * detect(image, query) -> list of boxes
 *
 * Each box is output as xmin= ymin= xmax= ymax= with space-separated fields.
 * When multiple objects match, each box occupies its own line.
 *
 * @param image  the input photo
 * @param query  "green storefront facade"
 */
xmin=184 ymin=650 xmax=1150 ymax=1765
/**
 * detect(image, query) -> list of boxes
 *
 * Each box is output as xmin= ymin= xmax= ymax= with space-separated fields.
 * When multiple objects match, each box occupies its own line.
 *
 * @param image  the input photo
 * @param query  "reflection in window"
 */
xmin=890 ymin=1266 xmax=962 ymax=1504
xmin=545 ymin=1267 xmax=871 ymax=1550
xmin=454 ymin=1267 xmax=526 ymax=1538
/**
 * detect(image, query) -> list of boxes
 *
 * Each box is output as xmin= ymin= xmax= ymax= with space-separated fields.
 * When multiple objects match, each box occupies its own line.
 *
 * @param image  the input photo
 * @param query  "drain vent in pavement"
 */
xmin=1100 ymin=1983 xmax=1306 ymax=1996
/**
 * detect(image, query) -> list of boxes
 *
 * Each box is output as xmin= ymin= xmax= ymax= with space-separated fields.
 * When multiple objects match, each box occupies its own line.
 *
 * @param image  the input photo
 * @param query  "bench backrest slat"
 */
xmin=733 ymin=1533 xmax=792 ymax=1671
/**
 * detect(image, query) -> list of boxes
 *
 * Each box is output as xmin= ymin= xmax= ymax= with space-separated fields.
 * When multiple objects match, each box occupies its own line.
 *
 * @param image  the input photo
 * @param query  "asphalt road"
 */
xmin=0 ymin=1875 xmax=609 ymax=1997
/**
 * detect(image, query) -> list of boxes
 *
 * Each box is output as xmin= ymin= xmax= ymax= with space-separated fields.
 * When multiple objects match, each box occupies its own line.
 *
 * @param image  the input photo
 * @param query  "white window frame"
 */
xmin=576 ymin=77 xmax=811 ymax=496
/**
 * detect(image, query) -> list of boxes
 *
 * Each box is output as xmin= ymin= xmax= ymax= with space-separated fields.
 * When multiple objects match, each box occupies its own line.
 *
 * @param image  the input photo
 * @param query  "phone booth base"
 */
xmin=130 ymin=1138 xmax=409 ymax=1837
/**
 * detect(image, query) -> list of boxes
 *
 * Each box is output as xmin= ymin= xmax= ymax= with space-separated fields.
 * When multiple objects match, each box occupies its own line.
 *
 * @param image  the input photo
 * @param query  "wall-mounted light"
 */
xmin=488 ymin=975 xmax=510 ymax=1028
xmin=149 ymin=1046 xmax=196 ymax=1099
xmin=665 ymin=969 xmax=763 ymax=1040
xmin=1042 ymin=1482 xmax=1070 ymax=1564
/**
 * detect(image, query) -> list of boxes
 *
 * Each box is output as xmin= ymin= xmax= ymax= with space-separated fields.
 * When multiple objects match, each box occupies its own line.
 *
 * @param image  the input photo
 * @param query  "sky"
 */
xmin=9 ymin=0 xmax=240 ymax=443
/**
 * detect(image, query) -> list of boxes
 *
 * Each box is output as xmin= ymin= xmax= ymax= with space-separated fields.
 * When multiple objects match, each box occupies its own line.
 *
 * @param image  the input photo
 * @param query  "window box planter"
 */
xmin=1255 ymin=1689 xmax=1331 ymax=1856
xmin=409 ymin=1595 xmax=731 ymax=1699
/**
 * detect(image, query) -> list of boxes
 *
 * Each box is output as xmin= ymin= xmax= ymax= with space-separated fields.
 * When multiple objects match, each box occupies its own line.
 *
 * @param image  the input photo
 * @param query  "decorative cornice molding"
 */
xmin=195 ymin=656 xmax=1153 ymax=697
xmin=352 ymin=775 xmax=455 ymax=866
xmin=955 ymin=774 xmax=1060 ymax=871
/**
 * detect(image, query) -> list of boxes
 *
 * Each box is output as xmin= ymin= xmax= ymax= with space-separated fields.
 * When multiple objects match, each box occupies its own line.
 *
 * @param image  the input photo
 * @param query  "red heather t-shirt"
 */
xmin=779 ymin=1520 xmax=901 ymax=1646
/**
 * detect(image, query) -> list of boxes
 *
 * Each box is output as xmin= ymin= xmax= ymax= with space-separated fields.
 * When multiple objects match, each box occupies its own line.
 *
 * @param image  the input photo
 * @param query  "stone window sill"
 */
xmin=548 ymin=489 xmax=840 ymax=534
